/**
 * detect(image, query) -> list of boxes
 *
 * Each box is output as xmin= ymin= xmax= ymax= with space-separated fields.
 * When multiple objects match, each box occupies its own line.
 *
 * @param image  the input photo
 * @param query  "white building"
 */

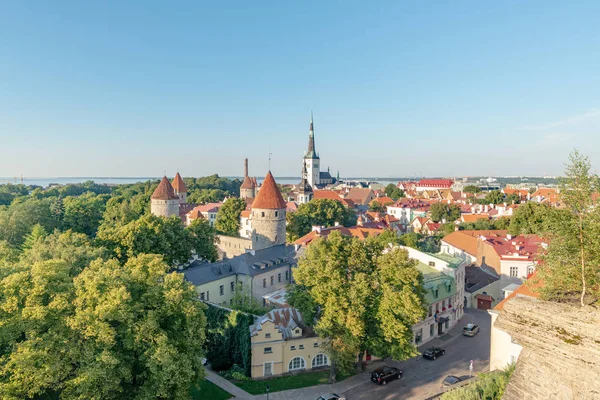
xmin=304 ymin=112 xmax=320 ymax=188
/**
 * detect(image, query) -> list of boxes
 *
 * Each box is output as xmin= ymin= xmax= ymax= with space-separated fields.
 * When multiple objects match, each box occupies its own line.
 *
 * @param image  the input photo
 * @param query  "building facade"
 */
xmin=304 ymin=112 xmax=320 ymax=188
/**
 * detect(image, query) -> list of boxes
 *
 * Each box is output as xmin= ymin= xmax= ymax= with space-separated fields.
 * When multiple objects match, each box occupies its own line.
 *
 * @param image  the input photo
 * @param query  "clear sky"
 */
xmin=1 ymin=1 xmax=599 ymax=178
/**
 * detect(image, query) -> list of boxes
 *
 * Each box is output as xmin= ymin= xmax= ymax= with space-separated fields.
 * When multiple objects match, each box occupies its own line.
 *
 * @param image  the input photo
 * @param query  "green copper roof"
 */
xmin=415 ymin=262 xmax=456 ymax=305
xmin=426 ymin=253 xmax=465 ymax=269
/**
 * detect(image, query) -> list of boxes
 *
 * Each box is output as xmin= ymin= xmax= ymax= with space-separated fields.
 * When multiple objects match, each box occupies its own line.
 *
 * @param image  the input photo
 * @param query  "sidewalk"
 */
xmin=205 ymin=370 xmax=254 ymax=399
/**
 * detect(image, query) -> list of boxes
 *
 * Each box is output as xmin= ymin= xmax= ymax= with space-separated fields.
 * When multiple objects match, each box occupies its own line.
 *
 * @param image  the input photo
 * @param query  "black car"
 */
xmin=371 ymin=366 xmax=402 ymax=385
xmin=422 ymin=347 xmax=445 ymax=360
xmin=442 ymin=375 xmax=462 ymax=387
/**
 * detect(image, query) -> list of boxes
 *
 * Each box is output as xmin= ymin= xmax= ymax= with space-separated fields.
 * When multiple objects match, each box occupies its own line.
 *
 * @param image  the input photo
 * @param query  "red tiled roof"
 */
xmin=370 ymin=196 xmax=394 ymax=206
xmin=461 ymin=214 xmax=490 ymax=223
xmin=240 ymin=210 xmax=251 ymax=218
xmin=314 ymin=190 xmax=354 ymax=207
xmin=251 ymin=171 xmax=287 ymax=209
xmin=417 ymin=179 xmax=454 ymax=188
xmin=346 ymin=188 xmax=374 ymax=205
xmin=441 ymin=230 xmax=508 ymax=257
xmin=191 ymin=202 xmax=223 ymax=213
xmin=483 ymin=233 xmax=544 ymax=262
xmin=186 ymin=209 xmax=204 ymax=220
xmin=172 ymin=172 xmax=187 ymax=194
xmin=241 ymin=175 xmax=256 ymax=189
xmin=286 ymin=202 xmax=298 ymax=212
xmin=151 ymin=176 xmax=180 ymax=200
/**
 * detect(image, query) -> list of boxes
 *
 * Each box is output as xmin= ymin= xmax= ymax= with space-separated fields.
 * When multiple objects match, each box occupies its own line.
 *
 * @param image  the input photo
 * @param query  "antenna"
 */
xmin=268 ymin=149 xmax=272 ymax=171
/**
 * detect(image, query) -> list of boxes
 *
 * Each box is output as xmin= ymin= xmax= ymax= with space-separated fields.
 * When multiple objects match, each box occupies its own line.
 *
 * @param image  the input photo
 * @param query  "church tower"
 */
xmin=151 ymin=176 xmax=180 ymax=218
xmin=251 ymin=171 xmax=287 ymax=250
xmin=172 ymin=172 xmax=187 ymax=204
xmin=240 ymin=158 xmax=257 ymax=199
xmin=304 ymin=111 xmax=320 ymax=188
xmin=296 ymin=163 xmax=313 ymax=205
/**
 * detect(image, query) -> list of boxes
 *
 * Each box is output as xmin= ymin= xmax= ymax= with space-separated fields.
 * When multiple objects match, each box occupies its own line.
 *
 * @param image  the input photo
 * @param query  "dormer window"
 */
xmin=290 ymin=346 xmax=296 ymax=351
xmin=295 ymin=329 xmax=300 ymax=334
xmin=265 ymin=333 xmax=271 ymax=339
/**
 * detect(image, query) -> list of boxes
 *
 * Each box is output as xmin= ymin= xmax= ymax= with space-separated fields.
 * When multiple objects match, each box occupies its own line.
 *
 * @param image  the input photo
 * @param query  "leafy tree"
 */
xmin=290 ymin=231 xmax=426 ymax=382
xmin=399 ymin=232 xmax=421 ymax=248
xmin=214 ymin=197 xmax=247 ymax=236
xmin=369 ymin=201 xmax=385 ymax=212
xmin=418 ymin=236 xmax=441 ymax=253
xmin=62 ymin=192 xmax=109 ymax=236
xmin=536 ymin=150 xmax=600 ymax=306
xmin=505 ymin=193 xmax=521 ymax=204
xmin=21 ymin=224 xmax=48 ymax=252
xmin=0 ymin=198 xmax=60 ymax=246
xmin=0 ymin=254 xmax=207 ymax=399
xmin=440 ymin=223 xmax=457 ymax=236
xmin=230 ymin=282 xmax=268 ymax=315
xmin=187 ymin=218 xmax=219 ymax=262
xmin=508 ymin=202 xmax=556 ymax=236
xmin=485 ymin=190 xmax=505 ymax=205
xmin=49 ymin=196 xmax=65 ymax=223
xmin=286 ymin=199 xmax=357 ymax=241
xmin=463 ymin=185 xmax=481 ymax=194
xmin=384 ymin=184 xmax=405 ymax=201
xmin=0 ymin=240 xmax=19 ymax=263
xmin=429 ymin=203 xmax=461 ymax=223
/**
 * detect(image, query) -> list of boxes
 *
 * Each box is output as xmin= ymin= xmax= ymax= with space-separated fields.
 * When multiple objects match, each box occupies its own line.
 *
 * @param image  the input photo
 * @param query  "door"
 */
xmin=366 ymin=350 xmax=372 ymax=361
xmin=264 ymin=362 xmax=272 ymax=376
xmin=438 ymin=322 xmax=443 ymax=335
xmin=477 ymin=298 xmax=491 ymax=310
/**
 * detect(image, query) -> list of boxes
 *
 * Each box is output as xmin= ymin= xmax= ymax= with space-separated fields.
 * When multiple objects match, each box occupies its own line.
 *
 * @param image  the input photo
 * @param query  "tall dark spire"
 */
xmin=305 ymin=110 xmax=319 ymax=159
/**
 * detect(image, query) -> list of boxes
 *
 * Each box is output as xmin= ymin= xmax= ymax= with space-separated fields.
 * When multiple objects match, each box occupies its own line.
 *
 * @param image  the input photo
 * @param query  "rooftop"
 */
xmin=251 ymin=171 xmax=287 ymax=209
xmin=151 ymin=176 xmax=180 ymax=201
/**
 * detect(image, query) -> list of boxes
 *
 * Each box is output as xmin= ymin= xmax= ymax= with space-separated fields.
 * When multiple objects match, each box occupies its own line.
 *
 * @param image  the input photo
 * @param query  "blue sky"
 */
xmin=1 ymin=1 xmax=599 ymax=178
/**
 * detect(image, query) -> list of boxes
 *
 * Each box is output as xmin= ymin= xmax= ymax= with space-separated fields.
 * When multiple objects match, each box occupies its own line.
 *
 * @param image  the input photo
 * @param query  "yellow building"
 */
xmin=249 ymin=308 xmax=330 ymax=379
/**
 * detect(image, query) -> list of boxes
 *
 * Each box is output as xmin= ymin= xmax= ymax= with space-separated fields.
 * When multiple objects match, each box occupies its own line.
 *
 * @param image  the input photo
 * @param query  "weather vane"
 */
xmin=268 ymin=148 xmax=272 ymax=171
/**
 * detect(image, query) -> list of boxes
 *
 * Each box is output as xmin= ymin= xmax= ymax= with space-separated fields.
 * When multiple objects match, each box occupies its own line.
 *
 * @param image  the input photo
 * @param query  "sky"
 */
xmin=1 ymin=1 xmax=599 ymax=178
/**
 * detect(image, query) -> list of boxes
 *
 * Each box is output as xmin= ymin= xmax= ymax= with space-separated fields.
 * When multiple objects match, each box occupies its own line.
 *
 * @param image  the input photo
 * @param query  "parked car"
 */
xmin=463 ymin=323 xmax=480 ymax=337
xmin=371 ymin=366 xmax=402 ymax=385
xmin=442 ymin=375 xmax=462 ymax=387
xmin=422 ymin=347 xmax=446 ymax=360
xmin=317 ymin=394 xmax=345 ymax=400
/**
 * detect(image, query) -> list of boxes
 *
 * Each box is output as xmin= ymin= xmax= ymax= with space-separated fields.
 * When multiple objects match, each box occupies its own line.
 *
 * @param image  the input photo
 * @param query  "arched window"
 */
xmin=312 ymin=353 xmax=328 ymax=368
xmin=288 ymin=356 xmax=305 ymax=371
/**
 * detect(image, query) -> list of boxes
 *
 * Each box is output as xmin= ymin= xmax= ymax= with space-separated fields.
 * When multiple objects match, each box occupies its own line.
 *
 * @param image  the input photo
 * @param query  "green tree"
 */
xmin=187 ymin=218 xmax=219 ymax=262
xmin=0 ymin=254 xmax=207 ymax=400
xmin=508 ymin=202 xmax=556 ymax=236
xmin=463 ymin=185 xmax=481 ymax=194
xmin=429 ymin=203 xmax=461 ymax=223
xmin=21 ymin=223 xmax=48 ymax=252
xmin=485 ymin=190 xmax=505 ymax=205
xmin=286 ymin=199 xmax=357 ymax=241
xmin=536 ymin=150 xmax=600 ymax=306
xmin=62 ymin=192 xmax=109 ymax=236
xmin=384 ymin=184 xmax=405 ymax=201
xmin=440 ymin=364 xmax=515 ymax=400
xmin=49 ymin=196 xmax=65 ymax=224
xmin=369 ymin=201 xmax=385 ymax=212
xmin=399 ymin=232 xmax=421 ymax=248
xmin=505 ymin=193 xmax=521 ymax=204
xmin=0 ymin=197 xmax=60 ymax=246
xmin=214 ymin=197 xmax=247 ymax=236
xmin=290 ymin=231 xmax=426 ymax=382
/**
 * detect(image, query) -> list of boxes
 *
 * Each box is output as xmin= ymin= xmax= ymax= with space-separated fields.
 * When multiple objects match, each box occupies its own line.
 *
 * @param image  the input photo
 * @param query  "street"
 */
xmin=344 ymin=309 xmax=491 ymax=400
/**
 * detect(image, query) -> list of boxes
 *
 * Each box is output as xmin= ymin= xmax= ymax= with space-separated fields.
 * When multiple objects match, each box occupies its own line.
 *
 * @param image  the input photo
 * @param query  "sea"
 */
xmin=0 ymin=177 xmax=402 ymax=188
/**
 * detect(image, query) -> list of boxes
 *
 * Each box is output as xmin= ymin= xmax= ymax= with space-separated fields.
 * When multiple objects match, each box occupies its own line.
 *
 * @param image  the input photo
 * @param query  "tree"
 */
xmin=536 ymin=150 xmax=600 ymax=306
xmin=505 ymin=193 xmax=521 ymax=204
xmin=0 ymin=254 xmax=207 ymax=399
xmin=0 ymin=198 xmax=60 ymax=246
xmin=508 ymin=202 xmax=556 ymax=236
xmin=369 ymin=201 xmax=385 ymax=212
xmin=62 ymin=192 xmax=109 ymax=237
xmin=21 ymin=224 xmax=47 ymax=252
xmin=187 ymin=218 xmax=219 ymax=262
xmin=399 ymin=232 xmax=421 ymax=249
xmin=384 ymin=184 xmax=405 ymax=201
xmin=290 ymin=231 xmax=426 ymax=382
xmin=463 ymin=185 xmax=481 ymax=194
xmin=485 ymin=190 xmax=505 ymax=205
xmin=214 ymin=197 xmax=247 ymax=236
xmin=286 ymin=199 xmax=357 ymax=241
xmin=429 ymin=203 xmax=461 ymax=223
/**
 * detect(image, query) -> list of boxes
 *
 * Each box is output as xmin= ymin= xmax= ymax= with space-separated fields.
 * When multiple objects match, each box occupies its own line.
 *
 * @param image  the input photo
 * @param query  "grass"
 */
xmin=231 ymin=369 xmax=353 ymax=395
xmin=191 ymin=379 xmax=234 ymax=400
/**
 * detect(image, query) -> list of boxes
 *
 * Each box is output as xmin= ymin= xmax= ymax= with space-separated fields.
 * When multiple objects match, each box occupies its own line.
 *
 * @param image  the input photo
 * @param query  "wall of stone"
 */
xmin=151 ymin=199 xmax=180 ymax=218
xmin=496 ymin=297 xmax=600 ymax=400
xmin=217 ymin=235 xmax=253 ymax=259
xmin=251 ymin=208 xmax=286 ymax=251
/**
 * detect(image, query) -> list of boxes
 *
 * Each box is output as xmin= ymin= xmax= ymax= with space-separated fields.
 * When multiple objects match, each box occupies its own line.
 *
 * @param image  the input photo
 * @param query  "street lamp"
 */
xmin=266 ymin=384 xmax=270 ymax=400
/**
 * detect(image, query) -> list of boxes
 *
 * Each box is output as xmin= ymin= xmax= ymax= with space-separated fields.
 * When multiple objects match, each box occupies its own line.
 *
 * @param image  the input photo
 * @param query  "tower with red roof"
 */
xmin=151 ymin=176 xmax=181 ymax=218
xmin=172 ymin=172 xmax=188 ymax=204
xmin=251 ymin=171 xmax=287 ymax=250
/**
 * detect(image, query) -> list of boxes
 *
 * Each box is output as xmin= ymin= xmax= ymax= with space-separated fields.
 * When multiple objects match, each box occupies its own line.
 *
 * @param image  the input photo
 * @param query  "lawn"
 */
xmin=191 ymin=379 xmax=233 ymax=400
xmin=232 ymin=370 xmax=353 ymax=395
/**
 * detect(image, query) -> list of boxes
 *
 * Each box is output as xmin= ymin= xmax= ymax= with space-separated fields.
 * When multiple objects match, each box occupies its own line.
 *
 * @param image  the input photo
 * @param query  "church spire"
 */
xmin=305 ymin=110 xmax=319 ymax=159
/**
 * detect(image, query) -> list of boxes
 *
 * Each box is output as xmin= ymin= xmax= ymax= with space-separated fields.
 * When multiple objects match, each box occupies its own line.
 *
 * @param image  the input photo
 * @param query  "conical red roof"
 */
xmin=251 ymin=171 xmax=287 ymax=209
xmin=172 ymin=172 xmax=187 ymax=193
xmin=241 ymin=175 xmax=256 ymax=189
xmin=151 ymin=176 xmax=180 ymax=200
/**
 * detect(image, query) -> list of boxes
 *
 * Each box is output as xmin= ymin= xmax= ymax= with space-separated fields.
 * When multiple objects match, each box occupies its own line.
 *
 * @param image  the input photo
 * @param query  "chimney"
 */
xmin=334 ymin=221 xmax=340 ymax=227
xmin=455 ymin=225 xmax=459 ymax=231
xmin=312 ymin=226 xmax=323 ymax=234
xmin=244 ymin=158 xmax=249 ymax=177
xmin=507 ymin=234 xmax=512 ymax=240
xmin=357 ymin=218 xmax=363 ymax=227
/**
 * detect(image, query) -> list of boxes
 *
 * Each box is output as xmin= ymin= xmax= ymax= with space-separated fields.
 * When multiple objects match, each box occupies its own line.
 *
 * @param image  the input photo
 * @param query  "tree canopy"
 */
xmin=429 ymin=203 xmax=461 ymax=223
xmin=384 ymin=184 xmax=405 ymax=200
xmin=286 ymin=199 xmax=357 ymax=241
xmin=215 ymin=197 xmax=247 ymax=236
xmin=463 ymin=185 xmax=481 ymax=194
xmin=289 ymin=231 xmax=426 ymax=381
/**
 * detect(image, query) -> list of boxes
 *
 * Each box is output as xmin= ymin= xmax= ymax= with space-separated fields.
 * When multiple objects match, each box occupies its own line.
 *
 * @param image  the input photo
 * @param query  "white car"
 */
xmin=463 ymin=323 xmax=480 ymax=337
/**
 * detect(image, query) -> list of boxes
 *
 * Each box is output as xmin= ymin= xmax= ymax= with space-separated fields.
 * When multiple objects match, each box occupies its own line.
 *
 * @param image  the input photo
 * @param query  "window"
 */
xmin=429 ymin=261 xmax=435 ymax=267
xmin=275 ymin=211 xmax=278 ymax=217
xmin=435 ymin=303 xmax=439 ymax=313
xmin=263 ymin=278 xmax=266 ymax=288
xmin=285 ymin=270 xmax=289 ymax=281
xmin=428 ymin=305 xmax=432 ymax=317
xmin=415 ymin=328 xmax=423 ymax=345
xmin=527 ymin=265 xmax=535 ymax=276
xmin=299 ymin=345 xmax=304 ymax=350
xmin=231 ymin=282 xmax=235 ymax=292
xmin=270 ymin=276 xmax=274 ymax=286
xmin=290 ymin=346 xmax=296 ymax=351
xmin=312 ymin=353 xmax=328 ymax=367
xmin=434 ymin=289 xmax=439 ymax=298
xmin=262 ymin=298 xmax=266 ymax=307
xmin=206 ymin=291 xmax=209 ymax=301
xmin=264 ymin=347 xmax=272 ymax=354
xmin=445 ymin=319 xmax=449 ymax=329
xmin=429 ymin=324 xmax=434 ymax=337
xmin=264 ymin=362 xmax=273 ymax=376
xmin=289 ymin=357 xmax=305 ymax=371
xmin=219 ymin=285 xmax=224 ymax=296
xmin=442 ymin=300 xmax=445 ymax=309
xmin=265 ymin=333 xmax=271 ymax=339
xmin=200 ymin=292 xmax=205 ymax=301
xmin=510 ymin=266 xmax=519 ymax=277
xmin=278 ymin=273 xmax=282 ymax=283
xmin=314 ymin=342 xmax=319 ymax=348
xmin=261 ymin=212 xmax=265 ymax=217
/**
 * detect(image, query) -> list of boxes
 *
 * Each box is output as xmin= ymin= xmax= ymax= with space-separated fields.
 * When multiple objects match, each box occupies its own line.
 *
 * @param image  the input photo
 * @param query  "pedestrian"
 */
xmin=469 ymin=360 xmax=474 ymax=377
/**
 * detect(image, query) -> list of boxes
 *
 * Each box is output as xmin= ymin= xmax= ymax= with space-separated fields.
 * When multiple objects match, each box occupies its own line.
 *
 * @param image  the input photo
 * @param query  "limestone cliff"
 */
xmin=495 ymin=297 xmax=600 ymax=400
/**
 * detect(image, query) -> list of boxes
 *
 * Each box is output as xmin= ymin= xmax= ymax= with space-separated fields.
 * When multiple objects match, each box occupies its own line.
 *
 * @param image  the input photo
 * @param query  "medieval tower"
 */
xmin=151 ymin=176 xmax=181 ymax=217
xmin=296 ymin=163 xmax=313 ymax=204
xmin=240 ymin=158 xmax=257 ymax=199
xmin=304 ymin=111 xmax=320 ymax=188
xmin=172 ymin=172 xmax=187 ymax=204
xmin=251 ymin=171 xmax=287 ymax=250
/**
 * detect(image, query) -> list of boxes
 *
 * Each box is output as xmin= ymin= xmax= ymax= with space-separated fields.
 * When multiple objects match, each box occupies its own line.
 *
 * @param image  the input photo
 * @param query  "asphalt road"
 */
xmin=345 ymin=309 xmax=491 ymax=400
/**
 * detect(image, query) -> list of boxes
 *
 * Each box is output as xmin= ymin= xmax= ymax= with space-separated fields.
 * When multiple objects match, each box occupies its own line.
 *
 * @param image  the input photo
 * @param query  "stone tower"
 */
xmin=296 ymin=163 xmax=313 ymax=205
xmin=151 ymin=176 xmax=180 ymax=218
xmin=304 ymin=111 xmax=320 ymax=188
xmin=172 ymin=172 xmax=187 ymax=204
xmin=251 ymin=171 xmax=287 ymax=250
xmin=240 ymin=158 xmax=256 ymax=199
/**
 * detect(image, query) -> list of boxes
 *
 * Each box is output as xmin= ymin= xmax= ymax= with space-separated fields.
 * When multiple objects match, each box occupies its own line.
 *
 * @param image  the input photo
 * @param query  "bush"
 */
xmin=211 ymin=356 xmax=233 ymax=372
xmin=440 ymin=364 xmax=515 ymax=400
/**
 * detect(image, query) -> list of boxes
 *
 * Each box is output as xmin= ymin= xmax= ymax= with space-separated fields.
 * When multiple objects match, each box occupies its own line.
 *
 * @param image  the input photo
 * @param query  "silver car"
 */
xmin=463 ymin=323 xmax=480 ymax=337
